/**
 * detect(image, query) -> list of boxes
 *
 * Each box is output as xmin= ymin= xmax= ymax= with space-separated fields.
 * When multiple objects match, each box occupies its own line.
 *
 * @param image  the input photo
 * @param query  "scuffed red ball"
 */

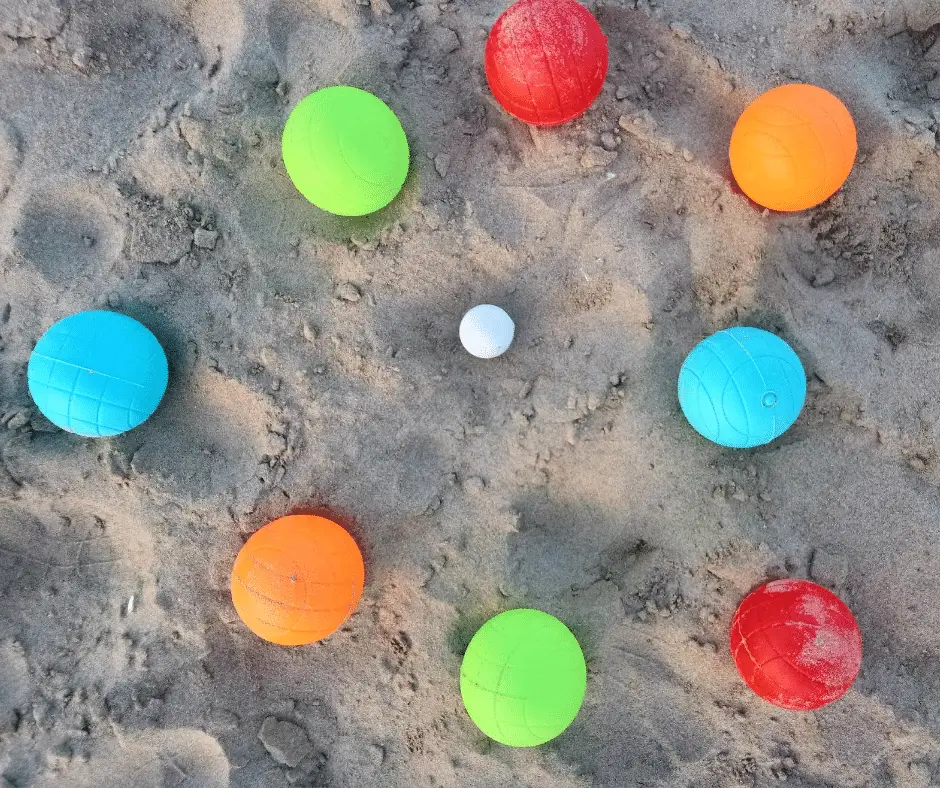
xmin=730 ymin=579 xmax=862 ymax=711
xmin=485 ymin=0 xmax=608 ymax=127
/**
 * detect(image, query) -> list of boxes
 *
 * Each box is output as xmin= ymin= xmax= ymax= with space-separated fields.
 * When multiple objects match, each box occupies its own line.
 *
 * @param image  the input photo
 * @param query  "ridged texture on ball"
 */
xmin=460 ymin=609 xmax=586 ymax=747
xmin=231 ymin=515 xmax=365 ymax=646
xmin=731 ymin=580 xmax=862 ymax=710
xmin=678 ymin=327 xmax=806 ymax=448
xmin=27 ymin=310 xmax=168 ymax=438
xmin=282 ymin=86 xmax=410 ymax=216
xmin=459 ymin=304 xmax=515 ymax=359
xmin=729 ymin=84 xmax=857 ymax=212
xmin=485 ymin=0 xmax=608 ymax=127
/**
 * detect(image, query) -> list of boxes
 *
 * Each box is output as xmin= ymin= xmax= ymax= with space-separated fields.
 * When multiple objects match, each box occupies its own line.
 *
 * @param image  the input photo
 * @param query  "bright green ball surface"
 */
xmin=460 ymin=609 xmax=586 ymax=747
xmin=282 ymin=86 xmax=409 ymax=217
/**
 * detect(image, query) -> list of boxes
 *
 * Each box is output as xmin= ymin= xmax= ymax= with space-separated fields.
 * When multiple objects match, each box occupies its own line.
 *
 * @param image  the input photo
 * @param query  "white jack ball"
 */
xmin=459 ymin=304 xmax=515 ymax=359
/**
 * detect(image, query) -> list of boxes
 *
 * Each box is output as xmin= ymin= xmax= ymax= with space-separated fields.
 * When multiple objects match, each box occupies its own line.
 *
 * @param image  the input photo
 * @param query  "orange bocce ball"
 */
xmin=729 ymin=84 xmax=857 ymax=212
xmin=231 ymin=514 xmax=365 ymax=645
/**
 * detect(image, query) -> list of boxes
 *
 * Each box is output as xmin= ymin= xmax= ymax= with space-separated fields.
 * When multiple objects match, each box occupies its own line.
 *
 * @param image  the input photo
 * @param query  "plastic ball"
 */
xmin=282 ymin=86 xmax=410 ymax=217
xmin=729 ymin=84 xmax=857 ymax=212
xmin=731 ymin=579 xmax=862 ymax=710
xmin=460 ymin=304 xmax=515 ymax=359
xmin=231 ymin=514 xmax=365 ymax=646
xmin=485 ymin=0 xmax=608 ymax=127
xmin=460 ymin=609 xmax=586 ymax=746
xmin=678 ymin=327 xmax=806 ymax=449
xmin=27 ymin=310 xmax=168 ymax=438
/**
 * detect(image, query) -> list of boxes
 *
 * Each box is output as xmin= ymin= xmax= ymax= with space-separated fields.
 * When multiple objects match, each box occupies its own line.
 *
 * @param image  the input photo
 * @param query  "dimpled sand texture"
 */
xmin=678 ymin=327 xmax=806 ymax=449
xmin=460 ymin=609 xmax=586 ymax=747
xmin=230 ymin=515 xmax=365 ymax=646
xmin=730 ymin=579 xmax=863 ymax=711
xmin=281 ymin=86 xmax=410 ymax=217
xmin=27 ymin=311 xmax=169 ymax=438
xmin=485 ymin=0 xmax=608 ymax=126
xmin=729 ymin=84 xmax=857 ymax=212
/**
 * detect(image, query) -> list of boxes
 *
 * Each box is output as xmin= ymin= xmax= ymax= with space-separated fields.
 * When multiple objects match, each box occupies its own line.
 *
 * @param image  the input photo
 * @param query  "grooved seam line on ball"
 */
xmin=490 ymin=639 xmax=530 ymax=741
xmin=737 ymin=624 xmax=833 ymax=695
xmin=765 ymin=101 xmax=832 ymax=193
xmin=731 ymin=620 xmax=817 ymax=660
xmin=756 ymin=654 xmax=833 ymax=690
xmin=681 ymin=366 xmax=739 ymax=442
xmin=817 ymin=99 xmax=855 ymax=173
xmin=565 ymin=27 xmax=587 ymax=114
xmin=742 ymin=113 xmax=824 ymax=208
xmin=31 ymin=383 xmax=149 ymax=413
xmin=32 ymin=354 xmax=150 ymax=388
xmin=529 ymin=5 xmax=564 ymax=119
xmin=232 ymin=573 xmax=346 ymax=613
xmin=241 ymin=608 xmax=338 ymax=636
xmin=507 ymin=16 xmax=543 ymax=124
xmin=568 ymin=17 xmax=589 ymax=110
xmin=243 ymin=549 xmax=353 ymax=584
xmin=334 ymin=118 xmax=394 ymax=190
xmin=461 ymin=676 xmax=527 ymax=702
xmin=697 ymin=343 xmax=752 ymax=441
xmin=719 ymin=331 xmax=775 ymax=438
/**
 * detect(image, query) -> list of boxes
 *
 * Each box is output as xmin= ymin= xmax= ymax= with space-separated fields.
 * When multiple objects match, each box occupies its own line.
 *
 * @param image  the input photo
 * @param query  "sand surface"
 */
xmin=2 ymin=0 xmax=940 ymax=786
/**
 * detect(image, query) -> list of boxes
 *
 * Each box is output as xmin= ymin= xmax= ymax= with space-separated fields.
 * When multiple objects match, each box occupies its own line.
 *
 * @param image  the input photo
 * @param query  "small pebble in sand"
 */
xmin=599 ymin=132 xmax=618 ymax=151
xmin=927 ymin=76 xmax=940 ymax=100
xmin=5 ymin=410 xmax=30 ymax=431
xmin=809 ymin=549 xmax=849 ymax=587
xmin=431 ymin=26 xmax=461 ymax=53
xmin=434 ymin=152 xmax=451 ymax=177
xmin=336 ymin=283 xmax=362 ymax=303
xmin=813 ymin=266 xmax=836 ymax=287
xmin=45 ymin=743 xmax=72 ymax=770
xmin=258 ymin=717 xmax=312 ymax=767
xmin=581 ymin=146 xmax=617 ymax=168
xmin=193 ymin=228 xmax=218 ymax=250
xmin=462 ymin=476 xmax=485 ymax=494
xmin=71 ymin=47 xmax=93 ymax=70
xmin=669 ymin=22 xmax=692 ymax=39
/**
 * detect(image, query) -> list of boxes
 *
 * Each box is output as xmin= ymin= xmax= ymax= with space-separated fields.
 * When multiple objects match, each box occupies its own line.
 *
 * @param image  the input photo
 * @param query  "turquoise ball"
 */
xmin=28 ymin=311 xmax=169 ymax=438
xmin=678 ymin=327 xmax=806 ymax=448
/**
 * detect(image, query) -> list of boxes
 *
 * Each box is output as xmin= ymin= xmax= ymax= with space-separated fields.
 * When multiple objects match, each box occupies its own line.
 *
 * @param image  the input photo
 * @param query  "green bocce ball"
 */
xmin=460 ymin=609 xmax=587 ymax=747
xmin=282 ymin=86 xmax=410 ymax=217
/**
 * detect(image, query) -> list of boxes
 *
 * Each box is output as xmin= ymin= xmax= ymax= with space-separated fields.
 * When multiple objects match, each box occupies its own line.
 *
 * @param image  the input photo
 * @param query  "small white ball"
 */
xmin=459 ymin=304 xmax=515 ymax=359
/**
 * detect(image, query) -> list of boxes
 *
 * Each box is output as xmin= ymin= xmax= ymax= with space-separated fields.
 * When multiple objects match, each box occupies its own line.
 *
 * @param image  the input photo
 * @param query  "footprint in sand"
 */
xmin=127 ymin=367 xmax=280 ymax=508
xmin=266 ymin=0 xmax=361 ymax=87
xmin=0 ymin=503 xmax=153 ymax=599
xmin=0 ymin=120 xmax=22 ymax=203
xmin=12 ymin=185 xmax=124 ymax=287
xmin=33 ymin=728 xmax=229 ymax=788
xmin=0 ymin=0 xmax=67 ymax=40
xmin=178 ymin=0 xmax=246 ymax=76
xmin=0 ymin=640 xmax=32 ymax=730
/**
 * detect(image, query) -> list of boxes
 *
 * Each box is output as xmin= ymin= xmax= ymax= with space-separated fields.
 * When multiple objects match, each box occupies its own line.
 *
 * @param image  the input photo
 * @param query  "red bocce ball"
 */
xmin=485 ymin=0 xmax=609 ymax=127
xmin=730 ymin=579 xmax=862 ymax=711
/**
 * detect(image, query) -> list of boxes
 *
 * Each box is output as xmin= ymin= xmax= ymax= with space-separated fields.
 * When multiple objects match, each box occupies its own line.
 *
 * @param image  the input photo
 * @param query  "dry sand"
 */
xmin=2 ymin=0 xmax=940 ymax=785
